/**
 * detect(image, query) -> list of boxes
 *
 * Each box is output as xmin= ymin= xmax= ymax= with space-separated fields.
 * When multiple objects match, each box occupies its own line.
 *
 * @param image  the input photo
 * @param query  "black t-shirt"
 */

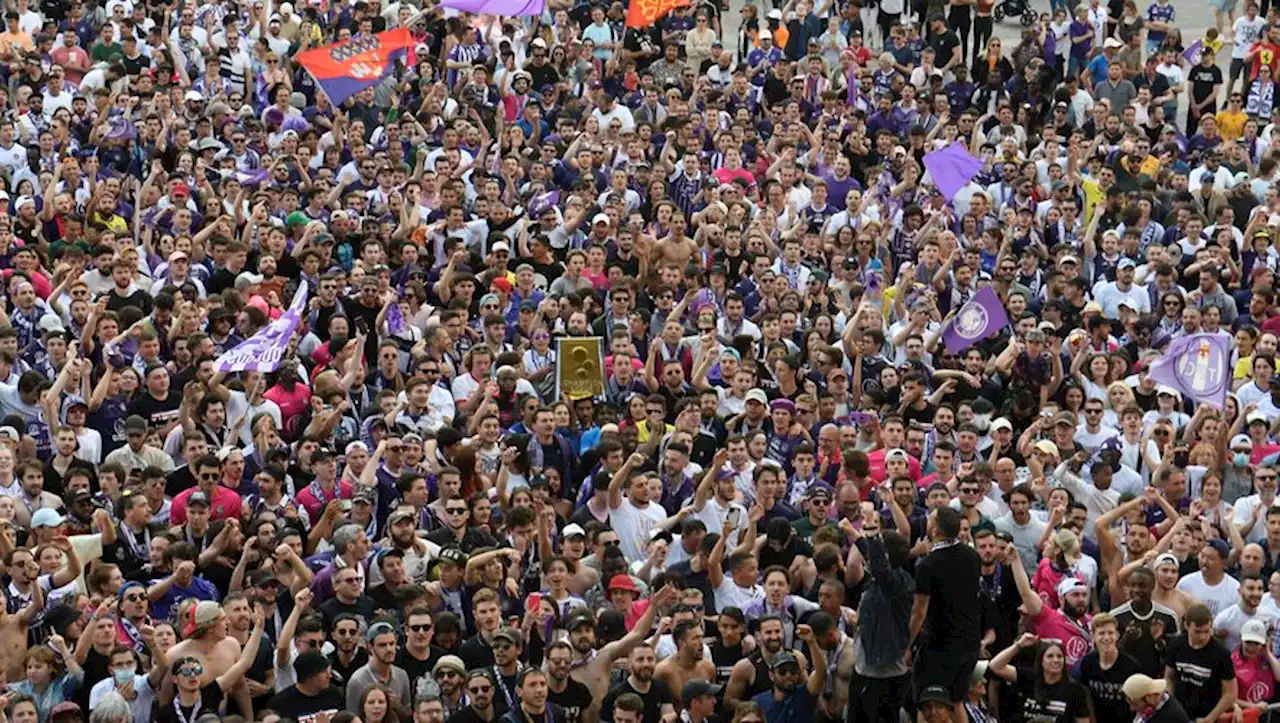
xmin=265 ymin=684 xmax=346 ymax=721
xmin=128 ymin=391 xmax=182 ymax=432
xmin=548 ymin=679 xmax=593 ymax=723
xmin=397 ymin=645 xmax=445 ymax=700
xmin=317 ymin=594 xmax=378 ymax=629
xmin=1013 ymin=667 xmax=1089 ymax=723
xmin=980 ymin=564 xmax=1024 ymax=653
xmin=329 ymin=649 xmax=369 ymax=690
xmin=600 ymin=679 xmax=674 ymax=722
xmin=448 ymin=702 xmax=510 ymax=723
xmin=1188 ymin=64 xmax=1223 ymax=105
xmin=76 ymin=647 xmax=111 ymax=711
xmin=1112 ymin=601 xmax=1180 ymax=677
xmin=157 ymin=683 xmax=225 ymax=723
xmin=1079 ymin=651 xmax=1142 ymax=723
xmin=928 ymin=31 xmax=961 ymax=66
xmin=914 ymin=542 xmax=983 ymax=652
xmin=1163 ymin=636 xmax=1235 ymax=718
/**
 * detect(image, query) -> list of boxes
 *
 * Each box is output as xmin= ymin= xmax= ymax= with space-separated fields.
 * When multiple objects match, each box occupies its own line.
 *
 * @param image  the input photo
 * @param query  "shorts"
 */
xmin=914 ymin=649 xmax=979 ymax=708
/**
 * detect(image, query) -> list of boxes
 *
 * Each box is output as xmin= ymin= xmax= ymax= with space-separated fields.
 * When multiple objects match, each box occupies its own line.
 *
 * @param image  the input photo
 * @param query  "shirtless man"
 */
xmin=654 ymin=213 xmax=697 ymax=267
xmin=0 ymin=571 xmax=43 ymax=681
xmin=165 ymin=599 xmax=251 ymax=714
xmin=1095 ymin=489 xmax=1164 ymax=605
xmin=655 ymin=619 xmax=717 ymax=707
xmin=568 ymin=584 xmax=675 ymax=723
xmin=1151 ymin=551 xmax=1195 ymax=619
xmin=725 ymin=615 xmax=810 ymax=709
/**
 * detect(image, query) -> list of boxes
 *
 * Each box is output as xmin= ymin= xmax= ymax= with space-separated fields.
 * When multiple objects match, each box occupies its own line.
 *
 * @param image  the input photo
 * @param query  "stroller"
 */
xmin=994 ymin=0 xmax=1039 ymax=26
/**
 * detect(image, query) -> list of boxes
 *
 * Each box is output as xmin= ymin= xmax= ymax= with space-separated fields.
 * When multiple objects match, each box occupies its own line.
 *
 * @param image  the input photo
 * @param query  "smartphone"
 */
xmin=727 ymin=507 xmax=743 ymax=529
xmin=526 ymin=593 xmax=542 ymax=613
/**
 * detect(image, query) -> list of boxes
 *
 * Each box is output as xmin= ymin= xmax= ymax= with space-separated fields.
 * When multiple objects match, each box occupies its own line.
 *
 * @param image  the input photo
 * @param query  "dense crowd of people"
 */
xmin=4 ymin=0 xmax=1280 ymax=723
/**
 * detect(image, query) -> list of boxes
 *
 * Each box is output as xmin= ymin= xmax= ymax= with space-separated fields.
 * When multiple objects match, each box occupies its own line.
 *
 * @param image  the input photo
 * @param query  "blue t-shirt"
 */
xmin=753 ymin=685 xmax=818 ymax=723
xmin=149 ymin=576 xmax=220 ymax=622
xmin=1146 ymin=1 xmax=1175 ymax=43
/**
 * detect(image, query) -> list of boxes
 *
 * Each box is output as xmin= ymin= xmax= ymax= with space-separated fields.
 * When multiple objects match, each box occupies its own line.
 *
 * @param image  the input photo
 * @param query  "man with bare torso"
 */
xmin=654 ymin=620 xmax=717 ymax=708
xmin=567 ymin=585 xmax=674 ymax=723
xmin=164 ymin=600 xmax=252 ymax=714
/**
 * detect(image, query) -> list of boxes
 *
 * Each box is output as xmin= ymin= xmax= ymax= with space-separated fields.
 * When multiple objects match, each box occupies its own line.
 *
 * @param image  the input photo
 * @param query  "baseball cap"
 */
xmin=682 ymin=679 xmax=723 ymax=702
xmin=440 ymin=548 xmax=468 ymax=566
xmin=919 ymin=685 xmax=953 ymax=707
xmin=1122 ymin=674 xmax=1167 ymax=701
xmin=990 ymin=418 xmax=1013 ymax=432
xmin=562 ymin=523 xmax=586 ymax=539
xmin=1056 ymin=576 xmax=1088 ymax=599
xmin=745 ymin=389 xmax=768 ymax=405
xmin=1242 ymin=619 xmax=1269 ymax=644
xmin=768 ymin=650 xmax=801 ymax=670
xmin=1034 ymin=440 xmax=1059 ymax=457
xmin=31 ymin=508 xmax=64 ymax=528
xmin=1231 ymin=434 xmax=1254 ymax=450
xmin=124 ymin=415 xmax=148 ymax=435
xmin=187 ymin=491 xmax=210 ymax=509
xmin=493 ymin=627 xmax=524 ymax=646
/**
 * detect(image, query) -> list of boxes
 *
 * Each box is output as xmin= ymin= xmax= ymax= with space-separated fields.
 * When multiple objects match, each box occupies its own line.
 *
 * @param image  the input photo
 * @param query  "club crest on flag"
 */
xmin=1179 ymin=339 xmax=1227 ymax=397
xmin=1146 ymin=333 xmax=1231 ymax=409
xmin=955 ymin=303 xmax=989 ymax=340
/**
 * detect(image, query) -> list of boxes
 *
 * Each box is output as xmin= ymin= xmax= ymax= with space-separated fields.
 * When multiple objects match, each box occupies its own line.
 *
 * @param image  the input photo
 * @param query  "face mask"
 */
xmin=1235 ymin=453 xmax=1250 ymax=467
xmin=114 ymin=668 xmax=133 ymax=686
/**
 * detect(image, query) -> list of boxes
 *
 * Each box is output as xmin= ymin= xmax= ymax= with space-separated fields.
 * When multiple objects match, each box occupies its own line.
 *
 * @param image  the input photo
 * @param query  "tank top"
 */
xmin=748 ymin=651 xmax=773 ymax=698
xmin=711 ymin=641 xmax=743 ymax=684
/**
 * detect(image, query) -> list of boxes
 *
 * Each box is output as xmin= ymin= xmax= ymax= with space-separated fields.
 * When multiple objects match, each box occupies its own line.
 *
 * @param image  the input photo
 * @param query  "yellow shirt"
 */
xmin=1234 ymin=354 xmax=1280 ymax=380
xmin=1082 ymin=176 xmax=1105 ymax=225
xmin=1218 ymin=109 xmax=1248 ymax=141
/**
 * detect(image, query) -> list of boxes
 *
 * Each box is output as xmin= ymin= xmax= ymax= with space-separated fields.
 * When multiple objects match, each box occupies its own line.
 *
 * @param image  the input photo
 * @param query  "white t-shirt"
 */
xmin=714 ymin=578 xmax=763 ymax=612
xmin=1213 ymin=604 xmax=1277 ymax=652
xmin=1177 ymin=572 xmax=1241 ymax=617
xmin=1234 ymin=16 xmax=1268 ymax=59
xmin=610 ymin=499 xmax=669 ymax=563
xmin=1233 ymin=494 xmax=1275 ymax=543
xmin=691 ymin=495 xmax=749 ymax=550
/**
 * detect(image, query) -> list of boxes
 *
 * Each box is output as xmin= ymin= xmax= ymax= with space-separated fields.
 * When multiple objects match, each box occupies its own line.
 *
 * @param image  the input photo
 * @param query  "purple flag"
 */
xmin=923 ymin=143 xmax=984 ymax=202
xmin=1184 ymin=39 xmax=1205 ymax=65
xmin=1146 ymin=333 xmax=1231 ymax=409
xmin=440 ymin=0 xmax=544 ymax=14
xmin=940 ymin=286 xmax=1010 ymax=354
xmin=214 ymin=282 xmax=309 ymax=373
xmin=529 ymin=189 xmax=560 ymax=216
xmin=386 ymin=300 xmax=406 ymax=335
xmin=235 ymin=169 xmax=271 ymax=188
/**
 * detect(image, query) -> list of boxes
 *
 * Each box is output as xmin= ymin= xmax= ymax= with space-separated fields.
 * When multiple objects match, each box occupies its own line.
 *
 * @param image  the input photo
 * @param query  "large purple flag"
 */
xmin=441 ymin=0 xmax=544 ymax=14
xmin=924 ymin=143 xmax=984 ymax=202
xmin=940 ymin=286 xmax=1010 ymax=354
xmin=1146 ymin=333 xmax=1232 ymax=409
xmin=215 ymin=282 xmax=309 ymax=373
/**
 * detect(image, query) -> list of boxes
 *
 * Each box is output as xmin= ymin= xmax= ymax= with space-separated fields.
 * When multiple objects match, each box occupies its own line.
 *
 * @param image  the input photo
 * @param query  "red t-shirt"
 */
xmin=170 ymin=485 xmax=242 ymax=525
xmin=865 ymin=448 xmax=922 ymax=487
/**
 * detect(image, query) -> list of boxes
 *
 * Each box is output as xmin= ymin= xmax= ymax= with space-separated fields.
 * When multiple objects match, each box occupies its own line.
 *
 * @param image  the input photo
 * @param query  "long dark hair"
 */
xmin=1032 ymin=640 xmax=1067 ymax=704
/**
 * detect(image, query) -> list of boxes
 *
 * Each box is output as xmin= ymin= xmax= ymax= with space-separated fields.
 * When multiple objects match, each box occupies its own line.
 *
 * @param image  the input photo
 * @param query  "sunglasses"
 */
xmin=408 ymin=623 xmax=433 ymax=632
xmin=124 ymin=593 xmax=145 ymax=602
xmin=469 ymin=684 xmax=493 ymax=694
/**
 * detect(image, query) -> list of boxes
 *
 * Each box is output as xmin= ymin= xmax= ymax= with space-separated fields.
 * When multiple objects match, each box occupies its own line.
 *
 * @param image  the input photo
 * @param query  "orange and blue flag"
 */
xmin=296 ymin=28 xmax=415 ymax=107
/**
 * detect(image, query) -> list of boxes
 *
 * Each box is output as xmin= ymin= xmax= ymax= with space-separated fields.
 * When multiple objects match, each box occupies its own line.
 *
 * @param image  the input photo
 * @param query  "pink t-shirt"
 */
xmin=170 ymin=485 xmax=242 ymax=526
xmin=1234 ymin=650 xmax=1276 ymax=703
xmin=264 ymin=382 xmax=313 ymax=426
xmin=1031 ymin=606 xmax=1094 ymax=668
xmin=1031 ymin=558 xmax=1079 ymax=610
